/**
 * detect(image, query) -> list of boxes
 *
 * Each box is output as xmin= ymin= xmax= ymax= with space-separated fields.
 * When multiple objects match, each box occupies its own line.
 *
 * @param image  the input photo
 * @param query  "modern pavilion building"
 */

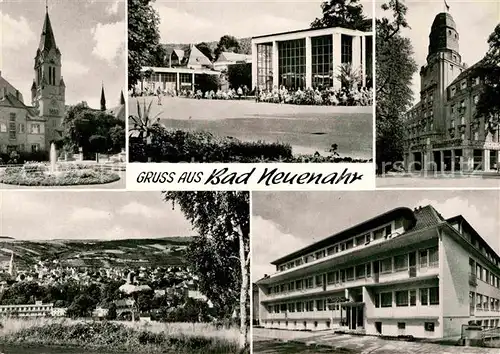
xmin=403 ymin=12 xmax=500 ymax=172
xmin=251 ymin=26 xmax=373 ymax=91
xmin=256 ymin=205 xmax=500 ymax=338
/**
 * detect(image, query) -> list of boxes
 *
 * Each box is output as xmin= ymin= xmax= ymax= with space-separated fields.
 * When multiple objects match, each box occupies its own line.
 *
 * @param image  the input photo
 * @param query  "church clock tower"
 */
xmin=32 ymin=6 xmax=65 ymax=146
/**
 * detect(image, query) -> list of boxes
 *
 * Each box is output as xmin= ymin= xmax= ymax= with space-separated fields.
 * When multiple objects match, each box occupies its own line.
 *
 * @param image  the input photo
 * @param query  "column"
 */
xmin=352 ymin=35 xmax=361 ymax=80
xmin=191 ymin=73 xmax=195 ymax=91
xmin=451 ymin=150 xmax=456 ymax=172
xmin=440 ymin=151 xmax=444 ymax=173
xmin=272 ymin=41 xmax=279 ymax=89
xmin=332 ymin=33 xmax=342 ymax=90
xmin=305 ymin=36 xmax=312 ymax=89
xmin=484 ymin=149 xmax=490 ymax=171
xmin=176 ymin=72 xmax=180 ymax=92
xmin=361 ymin=36 xmax=366 ymax=87
xmin=251 ymin=42 xmax=258 ymax=90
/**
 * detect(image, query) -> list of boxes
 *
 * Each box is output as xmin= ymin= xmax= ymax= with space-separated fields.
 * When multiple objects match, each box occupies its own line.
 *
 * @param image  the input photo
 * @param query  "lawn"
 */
xmin=253 ymin=339 xmax=359 ymax=353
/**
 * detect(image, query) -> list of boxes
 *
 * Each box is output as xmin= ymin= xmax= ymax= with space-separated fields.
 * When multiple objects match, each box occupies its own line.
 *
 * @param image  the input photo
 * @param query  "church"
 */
xmin=403 ymin=12 xmax=500 ymax=173
xmin=0 ymin=8 xmax=124 ymax=158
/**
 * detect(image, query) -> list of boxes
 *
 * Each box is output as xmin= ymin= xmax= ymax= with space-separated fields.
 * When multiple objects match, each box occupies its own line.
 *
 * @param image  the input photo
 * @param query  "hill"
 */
xmin=0 ymin=237 xmax=195 ymax=270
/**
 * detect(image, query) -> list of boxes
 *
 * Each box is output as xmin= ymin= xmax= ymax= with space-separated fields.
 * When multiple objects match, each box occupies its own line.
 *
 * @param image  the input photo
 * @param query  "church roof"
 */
xmin=38 ymin=11 xmax=58 ymax=53
xmin=430 ymin=12 xmax=457 ymax=32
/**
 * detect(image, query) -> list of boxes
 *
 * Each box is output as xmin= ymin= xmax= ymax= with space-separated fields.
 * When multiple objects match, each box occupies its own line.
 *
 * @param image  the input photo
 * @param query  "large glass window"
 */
xmin=396 ymin=291 xmax=409 ymax=307
xmin=278 ymin=38 xmax=306 ymax=90
xmin=394 ymin=254 xmax=408 ymax=271
xmin=380 ymin=258 xmax=392 ymax=274
xmin=381 ymin=292 xmax=392 ymax=307
xmin=311 ymin=35 xmax=333 ymax=89
xmin=257 ymin=43 xmax=273 ymax=91
xmin=341 ymin=34 xmax=353 ymax=64
xmin=179 ymin=73 xmax=193 ymax=89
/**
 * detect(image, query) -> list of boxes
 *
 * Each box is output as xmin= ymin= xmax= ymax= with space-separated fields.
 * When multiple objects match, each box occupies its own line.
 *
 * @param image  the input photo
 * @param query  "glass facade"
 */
xmin=179 ymin=73 xmax=193 ymax=89
xmin=278 ymin=38 xmax=306 ymax=90
xmin=312 ymin=35 xmax=333 ymax=89
xmin=257 ymin=43 xmax=273 ymax=91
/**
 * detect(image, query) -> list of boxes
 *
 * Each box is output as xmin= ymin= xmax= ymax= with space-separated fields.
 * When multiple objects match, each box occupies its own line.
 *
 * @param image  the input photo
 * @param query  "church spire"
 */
xmin=120 ymin=90 xmax=125 ymax=105
xmin=38 ymin=5 xmax=58 ymax=53
xmin=100 ymin=83 xmax=106 ymax=111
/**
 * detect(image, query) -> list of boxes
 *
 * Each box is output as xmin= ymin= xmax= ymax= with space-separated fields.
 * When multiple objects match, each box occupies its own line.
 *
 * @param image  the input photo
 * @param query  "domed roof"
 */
xmin=431 ymin=12 xmax=457 ymax=31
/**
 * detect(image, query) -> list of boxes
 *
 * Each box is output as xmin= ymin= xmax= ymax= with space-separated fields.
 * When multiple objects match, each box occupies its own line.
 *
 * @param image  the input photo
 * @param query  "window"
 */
xmin=278 ymin=39 xmax=305 ymax=90
xmin=396 ymin=291 xmax=409 ymax=306
xmin=398 ymin=322 xmax=406 ymax=330
xmin=305 ymin=277 xmax=313 ymax=288
xmin=461 ymin=80 xmax=467 ymax=89
xmin=296 ymin=302 xmax=303 ymax=312
xmin=394 ymin=254 xmax=408 ymax=271
xmin=316 ymin=299 xmax=325 ymax=311
xmin=327 ymin=246 xmax=337 ymax=255
xmin=356 ymin=264 xmax=365 ymax=279
xmin=295 ymin=259 xmax=303 ymax=267
xmin=296 ymin=279 xmax=303 ymax=290
xmin=428 ymin=247 xmax=438 ymax=267
xmin=0 ymin=123 xmax=6 ymax=132
xmin=346 ymin=267 xmax=354 ymax=281
xmin=410 ymin=290 xmax=416 ymax=306
xmin=288 ymin=303 xmax=295 ymax=313
xmin=280 ymin=304 xmax=287 ymax=312
xmin=366 ymin=263 xmax=371 ymax=277
xmin=474 ymin=77 xmax=480 ymax=86
xmin=311 ymin=35 xmax=334 ymax=88
xmin=18 ymin=123 xmax=25 ymax=134
xmin=380 ymin=258 xmax=392 ymax=274
xmin=327 ymin=271 xmax=335 ymax=284
xmin=381 ymin=292 xmax=392 ymax=307
xmin=374 ymin=294 xmax=380 ymax=308
xmin=421 ymin=288 xmax=429 ymax=305
xmin=419 ymin=250 xmax=428 ymax=268
xmin=315 ymin=250 xmax=325 ymax=260
xmin=429 ymin=287 xmax=439 ymax=305
xmin=31 ymin=124 xmax=41 ymax=134
xmin=305 ymin=300 xmax=314 ymax=312
xmin=425 ymin=322 xmax=435 ymax=332
xmin=345 ymin=239 xmax=354 ymax=250
xmin=315 ymin=275 xmax=323 ymax=287
xmin=341 ymin=34 xmax=353 ymax=65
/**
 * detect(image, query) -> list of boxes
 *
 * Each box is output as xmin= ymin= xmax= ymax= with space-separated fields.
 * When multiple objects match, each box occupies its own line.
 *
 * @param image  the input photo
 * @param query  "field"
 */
xmin=0 ymin=318 xmax=243 ymax=353
xmin=129 ymin=97 xmax=372 ymax=159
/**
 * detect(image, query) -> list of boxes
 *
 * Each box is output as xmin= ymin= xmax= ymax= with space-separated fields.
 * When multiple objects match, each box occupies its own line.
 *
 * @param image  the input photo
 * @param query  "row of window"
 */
xmin=0 ymin=306 xmax=51 ymax=311
xmin=450 ymin=76 xmax=481 ymax=98
xmin=469 ymin=258 xmax=500 ymax=289
xmin=374 ymin=287 xmax=439 ymax=307
xmin=470 ymin=292 xmax=500 ymax=312
xmin=269 ymin=246 xmax=439 ymax=295
xmin=277 ymin=222 xmax=396 ymax=272
xmin=264 ymin=319 xmax=330 ymax=330
xmin=0 ymin=144 xmax=41 ymax=154
xmin=0 ymin=123 xmax=43 ymax=135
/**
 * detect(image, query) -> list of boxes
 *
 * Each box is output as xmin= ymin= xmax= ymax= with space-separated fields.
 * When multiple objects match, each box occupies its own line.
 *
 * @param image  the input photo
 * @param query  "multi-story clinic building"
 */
xmin=404 ymin=12 xmax=500 ymax=172
xmin=256 ymin=205 xmax=500 ymax=338
xmin=251 ymin=26 xmax=373 ymax=91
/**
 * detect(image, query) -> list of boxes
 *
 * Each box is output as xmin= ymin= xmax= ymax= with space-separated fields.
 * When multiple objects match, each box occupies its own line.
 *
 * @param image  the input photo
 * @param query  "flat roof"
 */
xmin=270 ymin=207 xmax=416 ymax=266
xmin=252 ymin=26 xmax=372 ymax=40
xmin=141 ymin=66 xmax=220 ymax=75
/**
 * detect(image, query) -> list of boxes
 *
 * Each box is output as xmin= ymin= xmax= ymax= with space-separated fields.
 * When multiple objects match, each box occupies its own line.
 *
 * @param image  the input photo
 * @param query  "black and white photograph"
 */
xmin=0 ymin=1 xmax=126 ymax=189
xmin=0 ymin=191 xmax=250 ymax=353
xmin=128 ymin=0 xmax=374 ymax=163
xmin=252 ymin=190 xmax=500 ymax=353
xmin=376 ymin=0 xmax=500 ymax=188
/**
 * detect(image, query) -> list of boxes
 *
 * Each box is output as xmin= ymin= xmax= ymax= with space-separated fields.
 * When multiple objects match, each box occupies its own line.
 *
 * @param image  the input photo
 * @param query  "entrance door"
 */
xmin=350 ymin=307 xmax=356 ymax=330
xmin=433 ymin=151 xmax=441 ymax=171
xmin=357 ymin=306 xmax=364 ymax=328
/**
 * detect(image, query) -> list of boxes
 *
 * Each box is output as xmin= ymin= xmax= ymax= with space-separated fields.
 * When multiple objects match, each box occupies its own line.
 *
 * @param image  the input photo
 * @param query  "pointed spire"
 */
xmin=100 ymin=83 xmax=106 ymax=111
xmin=39 ymin=6 xmax=58 ymax=52
xmin=31 ymin=80 xmax=37 ymax=91
xmin=59 ymin=76 xmax=65 ymax=87
xmin=120 ymin=90 xmax=125 ymax=105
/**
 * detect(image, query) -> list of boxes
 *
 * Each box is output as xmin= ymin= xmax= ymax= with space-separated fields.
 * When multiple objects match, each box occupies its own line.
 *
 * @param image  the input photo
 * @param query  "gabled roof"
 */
xmin=38 ymin=11 xmax=58 ymax=53
xmin=411 ymin=205 xmax=445 ymax=232
xmin=217 ymin=52 xmax=251 ymax=63
xmin=187 ymin=45 xmax=212 ymax=67
xmin=172 ymin=49 xmax=185 ymax=61
xmin=0 ymin=75 xmax=24 ymax=103
xmin=0 ymin=92 xmax=28 ymax=110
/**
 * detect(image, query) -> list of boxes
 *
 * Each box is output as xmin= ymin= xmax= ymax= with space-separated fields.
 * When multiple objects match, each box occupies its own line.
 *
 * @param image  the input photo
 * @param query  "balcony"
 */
xmin=469 ymin=273 xmax=478 ymax=287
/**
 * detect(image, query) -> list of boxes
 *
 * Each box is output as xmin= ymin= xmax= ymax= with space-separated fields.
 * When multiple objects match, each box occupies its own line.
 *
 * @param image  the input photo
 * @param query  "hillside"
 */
xmin=163 ymin=37 xmax=252 ymax=58
xmin=0 ymin=237 xmax=195 ymax=269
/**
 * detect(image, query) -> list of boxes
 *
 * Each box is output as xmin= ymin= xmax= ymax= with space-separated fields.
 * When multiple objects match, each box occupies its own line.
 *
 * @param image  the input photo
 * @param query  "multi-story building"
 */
xmin=256 ymin=205 xmax=500 ymax=338
xmin=404 ymin=12 xmax=500 ymax=172
xmin=251 ymin=26 xmax=373 ymax=91
xmin=0 ymin=301 xmax=54 ymax=317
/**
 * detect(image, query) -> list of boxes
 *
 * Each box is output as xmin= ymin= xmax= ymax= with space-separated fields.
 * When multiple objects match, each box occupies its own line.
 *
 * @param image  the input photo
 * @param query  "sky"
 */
xmin=154 ymin=0 xmax=374 ymax=43
xmin=375 ymin=0 xmax=500 ymax=105
xmin=0 ymin=0 xmax=126 ymax=108
xmin=0 ymin=191 xmax=196 ymax=240
xmin=252 ymin=190 xmax=500 ymax=282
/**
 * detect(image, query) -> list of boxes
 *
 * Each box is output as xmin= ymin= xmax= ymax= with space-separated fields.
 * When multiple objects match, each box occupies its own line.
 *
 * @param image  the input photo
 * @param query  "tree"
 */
xmin=214 ymin=35 xmax=241 ymax=61
xmin=375 ymin=0 xmax=417 ymax=173
xmin=227 ymin=63 xmax=252 ymax=90
xmin=128 ymin=0 xmax=161 ymax=90
xmin=471 ymin=24 xmax=500 ymax=133
xmin=196 ymin=42 xmax=214 ymax=62
xmin=89 ymin=135 xmax=107 ymax=162
xmin=311 ymin=0 xmax=369 ymax=31
xmin=67 ymin=294 xmax=95 ymax=318
xmin=163 ymin=192 xmax=250 ymax=351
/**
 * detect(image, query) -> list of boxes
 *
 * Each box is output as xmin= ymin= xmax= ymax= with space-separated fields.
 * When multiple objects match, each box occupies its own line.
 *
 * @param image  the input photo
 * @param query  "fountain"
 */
xmin=49 ymin=142 xmax=57 ymax=174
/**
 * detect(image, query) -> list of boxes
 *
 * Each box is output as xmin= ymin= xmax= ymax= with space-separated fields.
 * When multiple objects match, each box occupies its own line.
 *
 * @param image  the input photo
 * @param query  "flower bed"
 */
xmin=130 ymin=128 xmax=370 ymax=163
xmin=0 ymin=164 xmax=120 ymax=186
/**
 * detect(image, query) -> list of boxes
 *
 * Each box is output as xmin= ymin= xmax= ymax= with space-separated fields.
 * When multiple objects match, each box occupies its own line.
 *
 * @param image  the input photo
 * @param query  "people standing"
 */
xmin=156 ymin=86 xmax=162 ymax=105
